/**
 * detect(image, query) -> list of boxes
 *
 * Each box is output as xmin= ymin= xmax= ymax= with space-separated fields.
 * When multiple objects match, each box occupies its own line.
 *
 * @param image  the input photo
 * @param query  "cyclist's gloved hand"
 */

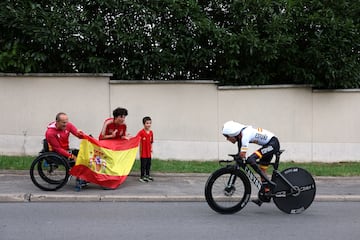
xmin=234 ymin=155 xmax=242 ymax=162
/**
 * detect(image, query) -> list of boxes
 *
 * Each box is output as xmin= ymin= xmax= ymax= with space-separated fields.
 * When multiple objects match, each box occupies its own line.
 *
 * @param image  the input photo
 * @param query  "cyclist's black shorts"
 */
xmin=248 ymin=137 xmax=280 ymax=165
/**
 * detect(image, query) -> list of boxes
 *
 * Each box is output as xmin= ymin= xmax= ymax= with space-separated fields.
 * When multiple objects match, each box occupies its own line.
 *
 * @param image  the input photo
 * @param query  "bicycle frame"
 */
xmin=223 ymin=150 xmax=299 ymax=194
xmin=243 ymin=165 xmax=262 ymax=190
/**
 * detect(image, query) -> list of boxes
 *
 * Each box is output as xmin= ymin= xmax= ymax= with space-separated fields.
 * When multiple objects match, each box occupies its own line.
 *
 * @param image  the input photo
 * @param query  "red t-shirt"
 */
xmin=99 ymin=118 xmax=127 ymax=140
xmin=45 ymin=121 xmax=80 ymax=158
xmin=137 ymin=129 xmax=153 ymax=158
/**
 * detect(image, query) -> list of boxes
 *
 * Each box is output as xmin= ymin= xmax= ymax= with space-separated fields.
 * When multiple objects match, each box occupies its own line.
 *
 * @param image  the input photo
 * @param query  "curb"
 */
xmin=314 ymin=195 xmax=360 ymax=202
xmin=2 ymin=170 xmax=360 ymax=179
xmin=1 ymin=193 xmax=360 ymax=203
xmin=1 ymin=171 xmax=360 ymax=203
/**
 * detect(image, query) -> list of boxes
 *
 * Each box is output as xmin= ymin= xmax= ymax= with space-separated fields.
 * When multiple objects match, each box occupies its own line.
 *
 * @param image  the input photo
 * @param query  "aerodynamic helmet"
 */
xmin=222 ymin=121 xmax=245 ymax=137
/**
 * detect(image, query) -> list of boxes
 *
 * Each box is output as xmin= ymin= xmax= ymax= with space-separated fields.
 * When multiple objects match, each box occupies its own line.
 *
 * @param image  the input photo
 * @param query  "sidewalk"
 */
xmin=0 ymin=170 xmax=360 ymax=202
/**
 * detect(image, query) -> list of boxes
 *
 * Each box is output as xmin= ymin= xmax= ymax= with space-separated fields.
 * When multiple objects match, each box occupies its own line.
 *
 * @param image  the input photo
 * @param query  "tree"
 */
xmin=0 ymin=0 xmax=359 ymax=88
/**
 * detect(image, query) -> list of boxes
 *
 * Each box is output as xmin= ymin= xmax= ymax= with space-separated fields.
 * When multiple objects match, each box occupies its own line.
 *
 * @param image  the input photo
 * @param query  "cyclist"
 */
xmin=222 ymin=120 xmax=280 ymax=206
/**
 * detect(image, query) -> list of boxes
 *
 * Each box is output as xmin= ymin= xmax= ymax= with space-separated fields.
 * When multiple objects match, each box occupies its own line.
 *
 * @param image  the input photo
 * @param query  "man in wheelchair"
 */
xmin=45 ymin=112 xmax=87 ymax=189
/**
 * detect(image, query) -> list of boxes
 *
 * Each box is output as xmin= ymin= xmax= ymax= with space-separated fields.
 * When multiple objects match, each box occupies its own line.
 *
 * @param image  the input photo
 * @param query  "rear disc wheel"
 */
xmin=273 ymin=167 xmax=316 ymax=214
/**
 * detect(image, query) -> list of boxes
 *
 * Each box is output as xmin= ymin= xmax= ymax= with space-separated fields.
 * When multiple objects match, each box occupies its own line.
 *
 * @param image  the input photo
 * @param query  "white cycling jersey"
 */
xmin=239 ymin=126 xmax=275 ymax=153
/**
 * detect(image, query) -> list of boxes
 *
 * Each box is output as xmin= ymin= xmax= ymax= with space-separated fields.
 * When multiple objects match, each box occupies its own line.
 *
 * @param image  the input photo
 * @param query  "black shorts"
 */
xmin=249 ymin=137 xmax=280 ymax=165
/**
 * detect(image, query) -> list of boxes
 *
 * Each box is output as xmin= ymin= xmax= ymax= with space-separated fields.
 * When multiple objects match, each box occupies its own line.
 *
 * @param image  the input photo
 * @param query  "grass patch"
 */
xmin=133 ymin=159 xmax=221 ymax=173
xmin=0 ymin=155 xmax=33 ymax=170
xmin=1 ymin=155 xmax=360 ymax=176
xmin=278 ymin=161 xmax=360 ymax=177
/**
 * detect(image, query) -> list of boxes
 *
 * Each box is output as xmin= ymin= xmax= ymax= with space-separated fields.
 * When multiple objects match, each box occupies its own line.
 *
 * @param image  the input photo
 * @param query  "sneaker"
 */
xmin=75 ymin=178 xmax=89 ymax=191
xmin=252 ymin=199 xmax=263 ymax=207
xmin=139 ymin=177 xmax=149 ymax=183
xmin=145 ymin=175 xmax=154 ymax=181
xmin=75 ymin=178 xmax=82 ymax=192
xmin=79 ymin=180 xmax=89 ymax=188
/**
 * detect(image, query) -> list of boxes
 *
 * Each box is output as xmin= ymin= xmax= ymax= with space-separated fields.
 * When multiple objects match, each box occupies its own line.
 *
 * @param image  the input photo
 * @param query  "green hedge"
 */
xmin=1 ymin=0 xmax=359 ymax=88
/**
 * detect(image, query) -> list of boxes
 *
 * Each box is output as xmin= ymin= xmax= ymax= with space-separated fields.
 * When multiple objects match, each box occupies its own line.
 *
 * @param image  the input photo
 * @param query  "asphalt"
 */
xmin=0 ymin=170 xmax=360 ymax=203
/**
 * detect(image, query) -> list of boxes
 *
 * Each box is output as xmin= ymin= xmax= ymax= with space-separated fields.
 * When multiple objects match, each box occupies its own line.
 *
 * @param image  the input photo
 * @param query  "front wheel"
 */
xmin=273 ymin=167 xmax=316 ymax=214
xmin=205 ymin=167 xmax=251 ymax=214
xmin=30 ymin=153 xmax=70 ymax=191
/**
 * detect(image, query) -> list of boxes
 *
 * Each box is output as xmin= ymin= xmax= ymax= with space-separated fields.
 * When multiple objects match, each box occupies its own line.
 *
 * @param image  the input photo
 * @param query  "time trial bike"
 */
xmin=204 ymin=150 xmax=316 ymax=214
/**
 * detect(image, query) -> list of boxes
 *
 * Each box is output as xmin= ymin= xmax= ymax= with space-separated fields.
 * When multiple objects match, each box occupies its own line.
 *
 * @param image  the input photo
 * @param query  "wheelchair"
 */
xmin=29 ymin=139 xmax=75 ymax=191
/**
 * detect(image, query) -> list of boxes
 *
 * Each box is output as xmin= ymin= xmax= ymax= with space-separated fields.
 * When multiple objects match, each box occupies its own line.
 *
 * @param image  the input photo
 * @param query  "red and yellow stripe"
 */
xmin=70 ymin=134 xmax=140 ymax=189
xmin=255 ymin=150 xmax=263 ymax=159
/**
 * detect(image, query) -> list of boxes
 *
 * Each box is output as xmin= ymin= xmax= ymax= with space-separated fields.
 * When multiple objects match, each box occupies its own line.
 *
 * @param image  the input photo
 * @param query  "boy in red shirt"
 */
xmin=137 ymin=116 xmax=154 ymax=182
xmin=99 ymin=107 xmax=130 ymax=140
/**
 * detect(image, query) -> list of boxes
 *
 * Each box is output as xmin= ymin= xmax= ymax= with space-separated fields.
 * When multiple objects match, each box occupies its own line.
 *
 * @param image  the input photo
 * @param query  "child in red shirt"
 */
xmin=137 ymin=116 xmax=154 ymax=182
xmin=99 ymin=107 xmax=129 ymax=140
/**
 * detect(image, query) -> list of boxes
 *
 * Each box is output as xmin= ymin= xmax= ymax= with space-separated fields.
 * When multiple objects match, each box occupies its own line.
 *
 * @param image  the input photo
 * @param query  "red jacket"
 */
xmin=45 ymin=121 xmax=81 ymax=158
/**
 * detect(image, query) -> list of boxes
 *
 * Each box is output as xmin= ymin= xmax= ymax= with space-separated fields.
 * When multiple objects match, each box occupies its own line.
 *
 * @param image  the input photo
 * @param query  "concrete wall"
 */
xmin=0 ymin=74 xmax=111 ymax=155
xmin=312 ymin=89 xmax=360 ymax=161
xmin=1 ymin=74 xmax=359 ymax=162
xmin=109 ymin=80 xmax=219 ymax=161
xmin=217 ymin=85 xmax=314 ymax=162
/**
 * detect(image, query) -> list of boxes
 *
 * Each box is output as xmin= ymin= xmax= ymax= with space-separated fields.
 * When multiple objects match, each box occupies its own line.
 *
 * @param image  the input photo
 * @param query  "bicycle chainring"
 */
xmin=258 ymin=191 xmax=271 ymax=202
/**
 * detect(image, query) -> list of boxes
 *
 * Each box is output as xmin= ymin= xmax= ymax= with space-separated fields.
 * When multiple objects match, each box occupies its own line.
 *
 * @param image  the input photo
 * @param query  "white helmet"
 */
xmin=222 ymin=121 xmax=245 ymax=137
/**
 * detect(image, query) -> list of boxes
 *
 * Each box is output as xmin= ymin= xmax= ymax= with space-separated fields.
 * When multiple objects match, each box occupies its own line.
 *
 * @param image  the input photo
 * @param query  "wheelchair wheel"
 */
xmin=30 ymin=153 xmax=70 ymax=191
xmin=273 ymin=167 xmax=316 ymax=214
xmin=205 ymin=167 xmax=251 ymax=214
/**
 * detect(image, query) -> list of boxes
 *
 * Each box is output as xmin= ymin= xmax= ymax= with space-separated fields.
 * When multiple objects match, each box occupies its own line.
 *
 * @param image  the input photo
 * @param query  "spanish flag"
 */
xmin=70 ymin=134 xmax=140 ymax=189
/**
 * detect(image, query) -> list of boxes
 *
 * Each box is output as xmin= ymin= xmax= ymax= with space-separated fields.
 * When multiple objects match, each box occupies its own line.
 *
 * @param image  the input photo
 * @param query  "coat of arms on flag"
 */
xmin=70 ymin=134 xmax=140 ymax=189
